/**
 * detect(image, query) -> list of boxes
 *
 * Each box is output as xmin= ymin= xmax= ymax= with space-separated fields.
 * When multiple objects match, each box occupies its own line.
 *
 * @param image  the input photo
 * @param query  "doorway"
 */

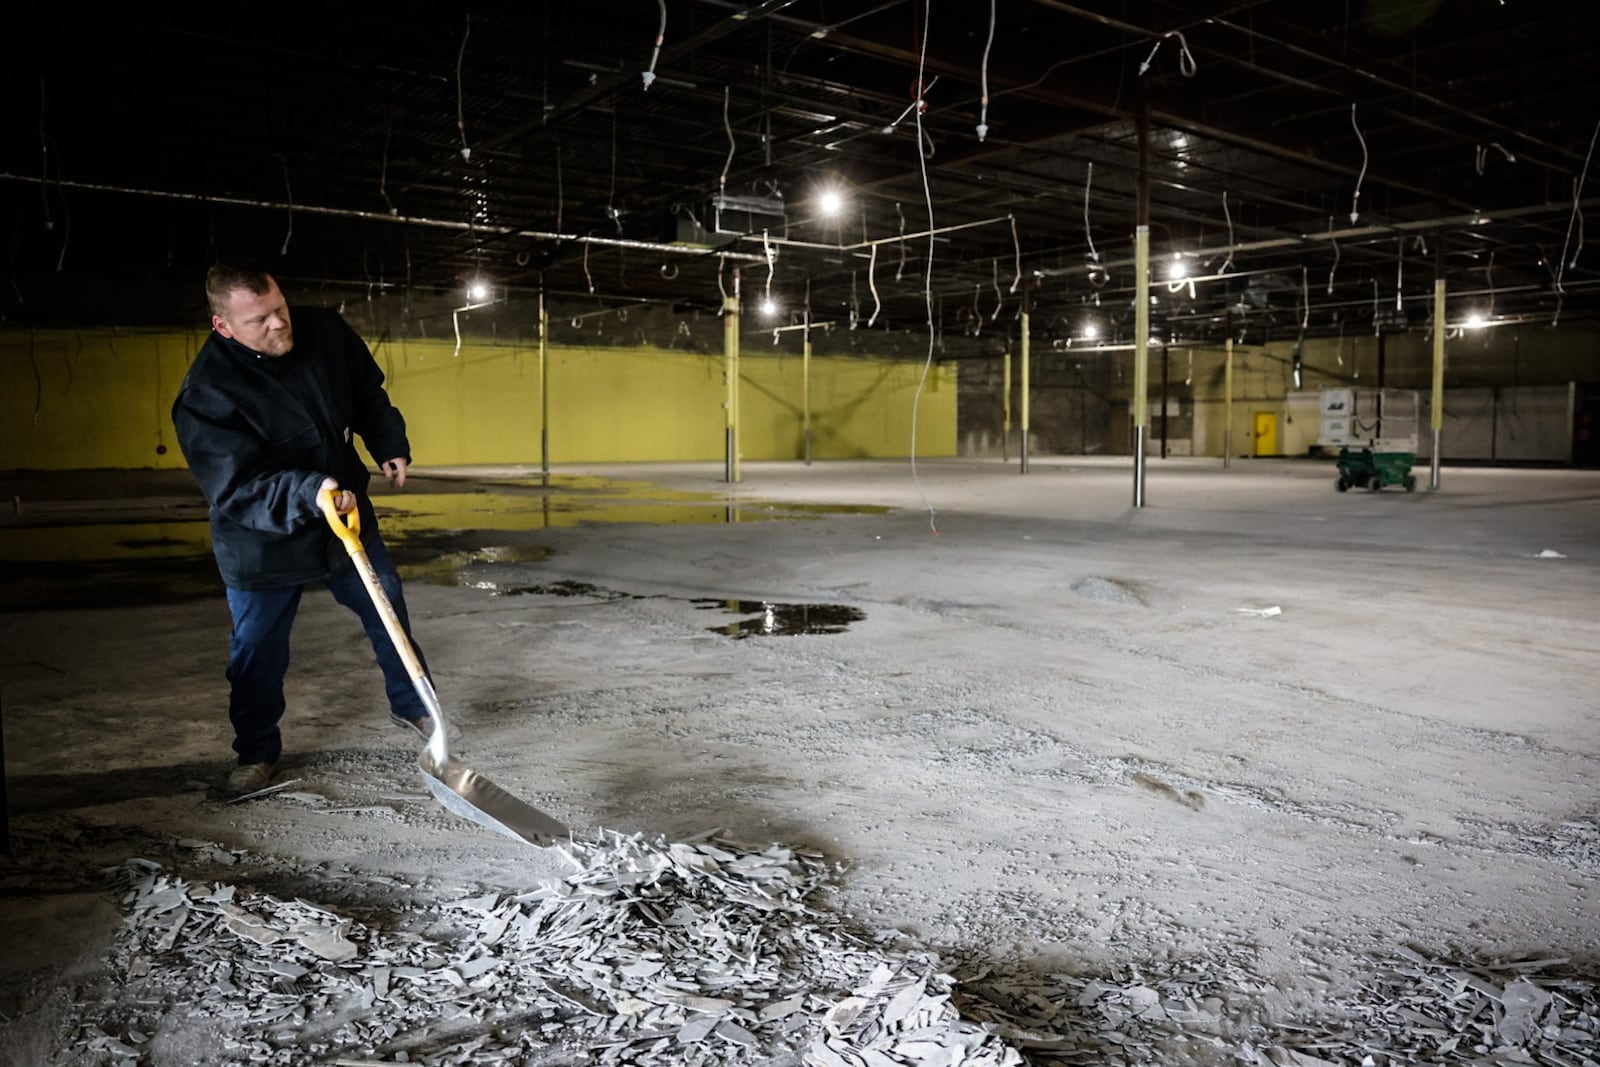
xmin=1253 ymin=411 xmax=1277 ymax=457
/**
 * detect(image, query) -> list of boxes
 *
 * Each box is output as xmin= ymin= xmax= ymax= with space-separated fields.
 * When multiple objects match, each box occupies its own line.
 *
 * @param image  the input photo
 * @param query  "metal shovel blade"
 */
xmin=317 ymin=490 xmax=570 ymax=849
xmin=419 ymin=751 xmax=570 ymax=847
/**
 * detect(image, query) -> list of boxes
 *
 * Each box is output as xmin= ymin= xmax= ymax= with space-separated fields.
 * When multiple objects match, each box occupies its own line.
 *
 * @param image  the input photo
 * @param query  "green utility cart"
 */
xmin=1335 ymin=446 xmax=1417 ymax=492
xmin=1319 ymin=388 xmax=1421 ymax=493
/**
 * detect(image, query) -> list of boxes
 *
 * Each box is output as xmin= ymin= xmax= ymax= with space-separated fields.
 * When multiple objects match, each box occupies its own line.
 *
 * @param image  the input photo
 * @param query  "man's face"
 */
xmin=213 ymin=279 xmax=294 ymax=356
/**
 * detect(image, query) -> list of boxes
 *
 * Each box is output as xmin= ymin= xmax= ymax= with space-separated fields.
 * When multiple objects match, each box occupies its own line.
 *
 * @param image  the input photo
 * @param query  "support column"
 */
xmin=802 ymin=307 xmax=813 ymax=466
xmin=1429 ymin=277 xmax=1445 ymax=490
xmin=1160 ymin=342 xmax=1170 ymax=459
xmin=1002 ymin=349 xmax=1012 ymax=462
xmin=1133 ymin=225 xmax=1150 ymax=505
xmin=725 ymin=268 xmax=741 ymax=483
xmin=1020 ymin=309 xmax=1031 ymax=473
xmin=1223 ymin=337 xmax=1234 ymax=469
xmin=538 ymin=290 xmax=550 ymax=487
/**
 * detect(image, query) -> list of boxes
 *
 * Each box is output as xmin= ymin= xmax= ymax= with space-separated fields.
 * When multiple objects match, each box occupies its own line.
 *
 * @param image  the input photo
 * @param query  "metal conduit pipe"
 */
xmin=0 ymin=173 xmax=768 ymax=262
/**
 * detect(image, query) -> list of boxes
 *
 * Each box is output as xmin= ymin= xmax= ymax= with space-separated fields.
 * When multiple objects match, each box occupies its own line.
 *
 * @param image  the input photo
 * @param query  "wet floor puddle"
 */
xmin=0 ymin=474 xmax=888 ymax=611
xmin=490 ymin=581 xmax=865 ymax=639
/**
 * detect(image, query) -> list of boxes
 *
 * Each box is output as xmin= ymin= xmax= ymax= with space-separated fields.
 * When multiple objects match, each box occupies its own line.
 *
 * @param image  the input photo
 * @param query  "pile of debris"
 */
xmin=84 ymin=831 xmax=1025 ymax=1066
xmin=71 ymin=830 xmax=1600 ymax=1067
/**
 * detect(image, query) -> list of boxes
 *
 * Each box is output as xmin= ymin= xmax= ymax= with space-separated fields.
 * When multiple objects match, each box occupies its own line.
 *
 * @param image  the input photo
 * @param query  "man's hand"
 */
xmin=318 ymin=477 xmax=357 ymax=515
xmin=381 ymin=457 xmax=409 ymax=489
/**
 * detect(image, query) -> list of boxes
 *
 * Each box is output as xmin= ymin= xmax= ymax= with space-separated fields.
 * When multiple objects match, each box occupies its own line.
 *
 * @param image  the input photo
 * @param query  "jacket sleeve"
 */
xmin=342 ymin=319 xmax=411 ymax=465
xmin=173 ymin=384 xmax=327 ymax=535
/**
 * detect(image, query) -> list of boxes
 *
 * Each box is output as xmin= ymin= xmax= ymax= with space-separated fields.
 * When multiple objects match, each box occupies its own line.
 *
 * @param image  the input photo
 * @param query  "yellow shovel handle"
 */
xmin=317 ymin=487 xmax=362 ymax=555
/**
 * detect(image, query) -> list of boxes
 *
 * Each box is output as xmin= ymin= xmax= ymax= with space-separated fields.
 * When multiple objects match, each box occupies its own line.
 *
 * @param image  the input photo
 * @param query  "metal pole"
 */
xmin=1002 ymin=349 xmax=1012 ymax=462
xmin=1160 ymin=343 xmax=1170 ymax=459
xmin=538 ymin=291 xmax=550 ymax=487
xmin=802 ymin=306 xmax=812 ymax=466
xmin=1429 ymin=276 xmax=1445 ymax=490
xmin=725 ymin=268 xmax=741 ymax=483
xmin=1223 ymin=337 xmax=1234 ymax=468
xmin=1133 ymin=224 xmax=1150 ymax=506
xmin=1020 ymin=308 xmax=1031 ymax=473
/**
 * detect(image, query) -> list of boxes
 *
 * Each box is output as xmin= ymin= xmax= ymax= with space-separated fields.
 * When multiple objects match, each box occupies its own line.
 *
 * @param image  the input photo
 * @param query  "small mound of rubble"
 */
xmin=82 ymin=831 xmax=1024 ymax=1066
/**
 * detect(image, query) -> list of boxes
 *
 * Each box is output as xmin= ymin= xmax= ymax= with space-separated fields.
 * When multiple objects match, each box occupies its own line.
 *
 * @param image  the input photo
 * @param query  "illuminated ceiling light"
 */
xmin=817 ymin=188 xmax=845 ymax=217
xmin=1464 ymin=312 xmax=1488 ymax=329
xmin=1080 ymin=319 xmax=1100 ymax=341
xmin=760 ymin=297 xmax=779 ymax=317
xmin=467 ymin=279 xmax=491 ymax=303
xmin=1166 ymin=254 xmax=1189 ymax=282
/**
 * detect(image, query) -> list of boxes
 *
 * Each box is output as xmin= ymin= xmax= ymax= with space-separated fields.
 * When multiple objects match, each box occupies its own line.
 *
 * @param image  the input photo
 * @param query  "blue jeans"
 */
xmin=223 ymin=536 xmax=429 ymax=765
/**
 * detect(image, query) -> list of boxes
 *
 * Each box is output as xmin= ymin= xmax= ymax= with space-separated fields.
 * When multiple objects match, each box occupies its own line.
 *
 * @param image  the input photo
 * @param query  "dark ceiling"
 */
xmin=6 ymin=0 xmax=1600 ymax=351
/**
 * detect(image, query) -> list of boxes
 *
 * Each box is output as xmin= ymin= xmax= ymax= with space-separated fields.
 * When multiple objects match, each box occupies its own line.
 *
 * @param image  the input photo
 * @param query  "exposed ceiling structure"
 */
xmin=7 ymin=0 xmax=1600 ymax=351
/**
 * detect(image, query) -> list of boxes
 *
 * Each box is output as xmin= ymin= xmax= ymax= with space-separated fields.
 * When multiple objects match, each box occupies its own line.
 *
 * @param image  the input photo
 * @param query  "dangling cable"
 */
xmin=976 ymin=0 xmax=996 ymax=141
xmin=38 ymin=77 xmax=54 ymax=234
xmin=606 ymin=106 xmax=623 ymax=233
xmin=970 ymin=283 xmax=982 ymax=336
xmin=910 ymin=0 xmax=939 ymax=534
xmin=1008 ymin=215 xmax=1022 ymax=293
xmin=1348 ymin=103 xmax=1367 ymax=223
xmin=867 ymin=243 xmax=882 ymax=327
xmin=895 ymin=202 xmax=908 ymax=281
xmin=990 ymin=258 xmax=1003 ymax=321
xmin=380 ymin=116 xmax=398 ymax=216
xmin=278 ymin=154 xmax=293 ymax=256
xmin=456 ymin=14 xmax=473 ymax=161
xmin=642 ymin=0 xmax=667 ymax=90
xmin=1556 ymin=114 xmax=1600 ymax=292
xmin=763 ymin=228 xmax=776 ymax=306
xmin=1083 ymin=162 xmax=1104 ymax=283
xmin=1327 ymin=216 xmax=1341 ymax=295
xmin=1137 ymin=32 xmax=1197 ymax=77
xmin=1300 ymin=265 xmax=1310 ymax=335
xmin=555 ymin=143 xmax=565 ymax=233
xmin=1220 ymin=190 xmax=1235 ymax=274
xmin=718 ymin=87 xmax=735 ymax=231
xmin=583 ymin=238 xmax=595 ymax=293
xmin=716 ymin=255 xmax=728 ymax=313
xmin=1395 ymin=237 xmax=1404 ymax=312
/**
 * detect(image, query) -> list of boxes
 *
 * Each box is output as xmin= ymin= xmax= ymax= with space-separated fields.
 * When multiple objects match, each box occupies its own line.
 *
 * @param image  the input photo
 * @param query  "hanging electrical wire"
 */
xmin=379 ymin=117 xmax=398 ymax=216
xmin=455 ymin=14 xmax=473 ymax=162
xmin=1008 ymin=215 xmax=1022 ymax=293
xmin=990 ymin=258 xmax=1003 ymax=321
xmin=1083 ymin=162 xmax=1107 ymax=286
xmin=38 ymin=77 xmax=53 ymax=233
xmin=763 ymin=229 xmax=776 ymax=307
xmin=718 ymin=87 xmax=735 ymax=231
xmin=278 ymin=154 xmax=293 ymax=256
xmin=866 ymin=243 xmax=882 ymax=327
xmin=1219 ymin=190 xmax=1235 ymax=274
xmin=1327 ymin=215 xmax=1341 ymax=295
xmin=976 ymin=0 xmax=996 ymax=141
xmin=642 ymin=0 xmax=666 ymax=90
xmin=583 ymin=238 xmax=594 ymax=293
xmin=1556 ymin=114 xmax=1600 ymax=293
xmin=1348 ymin=103 xmax=1367 ymax=223
xmin=1474 ymin=142 xmax=1516 ymax=175
xmin=895 ymin=202 xmax=908 ymax=281
xmin=555 ymin=143 xmax=565 ymax=233
xmin=1137 ymin=32 xmax=1197 ymax=77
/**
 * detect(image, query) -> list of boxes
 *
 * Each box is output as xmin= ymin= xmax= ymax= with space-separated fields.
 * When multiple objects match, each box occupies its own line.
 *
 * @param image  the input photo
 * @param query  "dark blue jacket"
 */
xmin=172 ymin=306 xmax=410 ymax=590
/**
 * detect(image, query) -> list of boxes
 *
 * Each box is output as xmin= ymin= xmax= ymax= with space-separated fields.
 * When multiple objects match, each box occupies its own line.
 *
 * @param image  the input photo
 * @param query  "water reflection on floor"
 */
xmin=0 ymin=474 xmax=889 ymax=611
xmin=489 ymin=582 xmax=865 ymax=638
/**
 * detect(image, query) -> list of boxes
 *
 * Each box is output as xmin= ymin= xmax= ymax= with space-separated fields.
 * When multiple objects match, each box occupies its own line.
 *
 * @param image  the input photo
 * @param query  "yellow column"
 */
xmin=1430 ymin=277 xmax=1445 ymax=490
xmin=538 ymin=291 xmax=550 ymax=486
xmin=1002 ymin=348 xmax=1012 ymax=462
xmin=1133 ymin=224 xmax=1150 ymax=505
xmin=725 ymin=268 xmax=741 ymax=483
xmin=1223 ymin=337 xmax=1234 ymax=469
xmin=802 ymin=309 xmax=812 ymax=466
xmin=1020 ymin=311 xmax=1031 ymax=473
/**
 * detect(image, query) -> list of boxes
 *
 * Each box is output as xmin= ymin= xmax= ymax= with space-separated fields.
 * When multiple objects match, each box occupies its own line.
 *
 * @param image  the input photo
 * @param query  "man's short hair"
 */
xmin=205 ymin=259 xmax=276 ymax=318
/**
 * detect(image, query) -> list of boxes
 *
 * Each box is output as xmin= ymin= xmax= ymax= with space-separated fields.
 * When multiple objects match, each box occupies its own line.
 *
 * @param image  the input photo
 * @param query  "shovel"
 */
xmin=318 ymin=489 xmax=569 ymax=847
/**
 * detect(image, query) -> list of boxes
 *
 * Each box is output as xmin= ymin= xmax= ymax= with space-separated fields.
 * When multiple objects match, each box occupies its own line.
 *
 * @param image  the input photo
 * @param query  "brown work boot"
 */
xmin=224 ymin=762 xmax=276 ymax=796
xmin=390 ymin=712 xmax=436 ymax=739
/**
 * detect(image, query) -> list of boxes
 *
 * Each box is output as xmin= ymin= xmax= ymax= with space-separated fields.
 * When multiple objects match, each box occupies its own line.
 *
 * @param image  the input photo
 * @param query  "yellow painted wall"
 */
xmin=1 ymin=329 xmax=956 ymax=470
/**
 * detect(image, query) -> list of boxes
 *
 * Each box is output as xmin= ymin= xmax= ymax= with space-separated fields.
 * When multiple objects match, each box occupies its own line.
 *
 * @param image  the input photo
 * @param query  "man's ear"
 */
xmin=212 ymin=314 xmax=233 ymax=338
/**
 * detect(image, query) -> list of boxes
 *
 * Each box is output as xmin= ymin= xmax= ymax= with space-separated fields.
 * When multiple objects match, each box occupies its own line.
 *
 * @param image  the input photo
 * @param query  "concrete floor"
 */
xmin=3 ymin=457 xmax=1598 ymax=1062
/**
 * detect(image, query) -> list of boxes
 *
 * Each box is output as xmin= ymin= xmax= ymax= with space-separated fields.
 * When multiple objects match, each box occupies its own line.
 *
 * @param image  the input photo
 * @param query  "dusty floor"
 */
xmin=2 ymin=457 xmax=1598 ymax=1065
